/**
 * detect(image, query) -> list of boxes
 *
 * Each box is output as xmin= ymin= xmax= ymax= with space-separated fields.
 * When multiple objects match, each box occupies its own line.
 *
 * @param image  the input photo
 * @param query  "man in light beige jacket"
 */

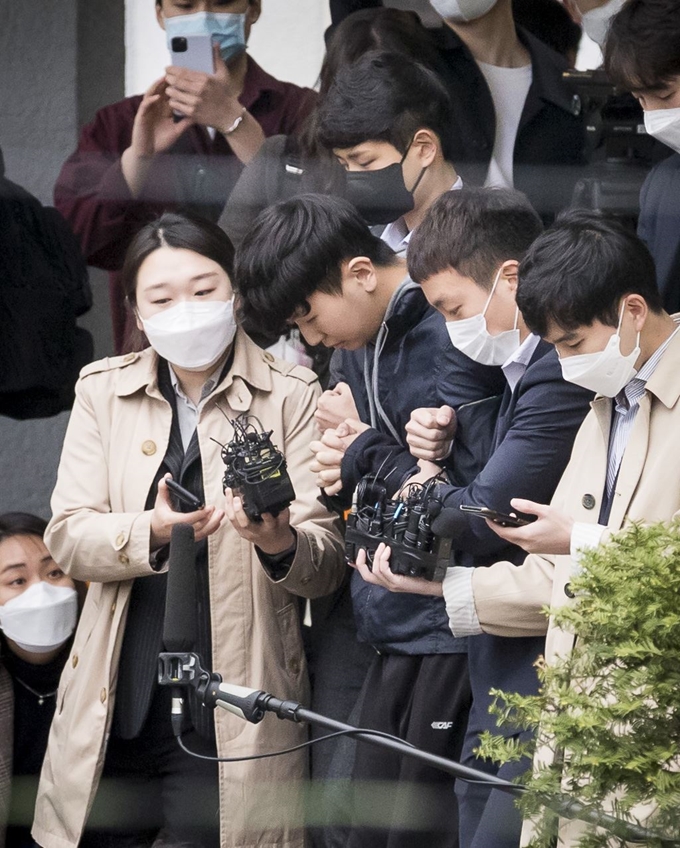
xmin=356 ymin=210 xmax=680 ymax=847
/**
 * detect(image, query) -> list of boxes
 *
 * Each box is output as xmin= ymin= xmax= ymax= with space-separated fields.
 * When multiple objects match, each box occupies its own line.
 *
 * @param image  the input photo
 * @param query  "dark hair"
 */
xmin=300 ymin=8 xmax=439 ymax=182
xmin=320 ymin=8 xmax=440 ymax=94
xmin=512 ymin=0 xmax=581 ymax=62
xmin=516 ymin=209 xmax=664 ymax=337
xmin=605 ymin=0 xmax=680 ymax=92
xmin=317 ymin=51 xmax=456 ymax=162
xmin=408 ymin=187 xmax=543 ymax=288
xmin=0 ymin=512 xmax=48 ymax=544
xmin=234 ymin=193 xmax=398 ymax=336
xmin=121 ymin=212 xmax=235 ymax=308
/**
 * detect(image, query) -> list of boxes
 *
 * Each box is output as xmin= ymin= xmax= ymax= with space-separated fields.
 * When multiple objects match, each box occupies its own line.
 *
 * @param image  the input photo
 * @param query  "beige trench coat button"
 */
xmin=142 ymin=440 xmax=157 ymax=456
xmin=111 ymin=601 xmax=117 ymax=614
xmin=289 ymin=659 xmax=300 ymax=675
xmin=72 ymin=654 xmax=79 ymax=668
xmin=100 ymin=688 xmax=107 ymax=703
xmin=115 ymin=532 xmax=125 ymax=547
xmin=263 ymin=352 xmax=275 ymax=363
xmin=123 ymin=353 xmax=136 ymax=364
xmin=118 ymin=553 xmax=130 ymax=566
xmin=581 ymin=493 xmax=596 ymax=510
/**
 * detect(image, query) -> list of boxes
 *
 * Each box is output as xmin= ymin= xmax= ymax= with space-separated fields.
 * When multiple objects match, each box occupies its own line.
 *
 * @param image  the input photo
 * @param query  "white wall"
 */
xmin=125 ymin=1 xmax=331 ymax=96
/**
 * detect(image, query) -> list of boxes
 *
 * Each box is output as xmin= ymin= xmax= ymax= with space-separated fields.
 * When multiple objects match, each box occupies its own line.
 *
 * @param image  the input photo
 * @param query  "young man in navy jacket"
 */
xmin=234 ymin=192 xmax=505 ymax=847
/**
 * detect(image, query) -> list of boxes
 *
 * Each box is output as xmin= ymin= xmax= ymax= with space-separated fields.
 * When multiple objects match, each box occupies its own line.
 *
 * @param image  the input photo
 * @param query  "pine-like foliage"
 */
xmin=477 ymin=521 xmax=680 ymax=848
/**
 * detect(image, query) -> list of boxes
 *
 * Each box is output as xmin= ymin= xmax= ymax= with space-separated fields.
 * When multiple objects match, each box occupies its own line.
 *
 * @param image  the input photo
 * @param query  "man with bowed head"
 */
xmin=55 ymin=0 xmax=317 ymax=353
xmin=357 ymin=207 xmax=680 ymax=847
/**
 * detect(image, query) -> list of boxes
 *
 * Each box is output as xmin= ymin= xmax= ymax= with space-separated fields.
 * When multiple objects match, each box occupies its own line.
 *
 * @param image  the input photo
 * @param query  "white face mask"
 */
xmin=141 ymin=299 xmax=237 ymax=371
xmin=445 ymin=269 xmax=520 ymax=366
xmin=429 ymin=0 xmax=497 ymax=22
xmin=580 ymin=0 xmax=624 ymax=47
xmin=559 ymin=305 xmax=640 ymax=397
xmin=644 ymin=106 xmax=680 ymax=155
xmin=0 ymin=582 xmax=78 ymax=654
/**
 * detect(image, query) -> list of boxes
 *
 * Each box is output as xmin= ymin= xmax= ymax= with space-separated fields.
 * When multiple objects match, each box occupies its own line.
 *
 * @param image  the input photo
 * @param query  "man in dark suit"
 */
xmin=604 ymin=0 xmax=680 ymax=313
xmin=347 ymin=187 xmax=594 ymax=848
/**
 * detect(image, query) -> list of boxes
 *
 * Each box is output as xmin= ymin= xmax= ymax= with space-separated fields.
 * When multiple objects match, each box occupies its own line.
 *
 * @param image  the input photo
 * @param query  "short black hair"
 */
xmin=317 ymin=51 xmax=456 ymax=163
xmin=0 ymin=512 xmax=47 ymax=544
xmin=605 ymin=0 xmax=680 ymax=92
xmin=407 ymin=187 xmax=543 ymax=289
xmin=516 ymin=209 xmax=664 ymax=337
xmin=234 ymin=193 xmax=397 ymax=336
xmin=320 ymin=8 xmax=441 ymax=94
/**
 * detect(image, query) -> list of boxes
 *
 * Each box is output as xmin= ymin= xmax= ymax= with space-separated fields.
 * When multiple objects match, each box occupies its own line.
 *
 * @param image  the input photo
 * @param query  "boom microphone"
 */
xmin=162 ymin=523 xmax=197 ymax=653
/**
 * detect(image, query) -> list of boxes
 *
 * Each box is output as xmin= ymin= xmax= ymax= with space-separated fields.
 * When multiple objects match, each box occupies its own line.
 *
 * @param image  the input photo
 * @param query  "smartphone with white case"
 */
xmin=169 ymin=34 xmax=215 ymax=121
xmin=169 ymin=34 xmax=216 ymax=75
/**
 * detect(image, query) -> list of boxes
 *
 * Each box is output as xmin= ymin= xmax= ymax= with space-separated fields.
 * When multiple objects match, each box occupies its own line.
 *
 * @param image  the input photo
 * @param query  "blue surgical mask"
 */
xmin=164 ymin=11 xmax=247 ymax=64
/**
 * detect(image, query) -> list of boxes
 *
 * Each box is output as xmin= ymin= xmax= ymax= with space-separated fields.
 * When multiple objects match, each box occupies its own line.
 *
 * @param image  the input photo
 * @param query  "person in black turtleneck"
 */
xmin=0 ymin=513 xmax=82 ymax=848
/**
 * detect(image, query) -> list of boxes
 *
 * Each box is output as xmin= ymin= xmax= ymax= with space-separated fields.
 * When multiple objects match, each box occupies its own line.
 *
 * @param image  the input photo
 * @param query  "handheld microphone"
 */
xmin=162 ymin=523 xmax=197 ymax=735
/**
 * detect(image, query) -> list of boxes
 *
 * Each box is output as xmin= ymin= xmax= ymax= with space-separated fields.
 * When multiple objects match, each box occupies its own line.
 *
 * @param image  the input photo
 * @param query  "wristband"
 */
xmin=224 ymin=106 xmax=247 ymax=136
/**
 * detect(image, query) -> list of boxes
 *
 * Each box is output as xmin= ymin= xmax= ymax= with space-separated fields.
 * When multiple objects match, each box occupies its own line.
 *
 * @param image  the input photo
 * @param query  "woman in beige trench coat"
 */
xmin=31 ymin=213 xmax=346 ymax=848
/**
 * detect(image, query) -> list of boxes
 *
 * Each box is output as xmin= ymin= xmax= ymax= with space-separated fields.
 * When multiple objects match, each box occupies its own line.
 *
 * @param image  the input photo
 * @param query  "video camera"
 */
xmin=564 ymin=69 xmax=669 ymax=220
xmin=218 ymin=415 xmax=295 ymax=521
xmin=344 ymin=474 xmax=452 ymax=583
xmin=564 ymin=69 xmax=656 ymax=164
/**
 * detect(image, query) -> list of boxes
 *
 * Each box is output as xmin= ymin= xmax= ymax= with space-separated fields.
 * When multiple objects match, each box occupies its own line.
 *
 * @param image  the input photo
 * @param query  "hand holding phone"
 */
xmin=459 ymin=504 xmax=533 ymax=527
xmin=168 ymin=35 xmax=216 ymax=121
xmin=165 ymin=478 xmax=205 ymax=512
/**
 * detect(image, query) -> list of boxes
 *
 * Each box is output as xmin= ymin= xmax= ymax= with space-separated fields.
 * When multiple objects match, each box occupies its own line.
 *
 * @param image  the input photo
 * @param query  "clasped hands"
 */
xmin=321 ymin=401 xmax=574 ymax=595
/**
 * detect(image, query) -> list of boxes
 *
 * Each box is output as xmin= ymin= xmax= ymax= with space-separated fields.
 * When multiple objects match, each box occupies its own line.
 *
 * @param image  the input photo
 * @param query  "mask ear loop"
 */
xmin=401 ymin=136 xmax=429 ymax=195
xmin=481 ymin=267 xmax=504 ymax=318
xmin=616 ymin=298 xmax=641 ymax=350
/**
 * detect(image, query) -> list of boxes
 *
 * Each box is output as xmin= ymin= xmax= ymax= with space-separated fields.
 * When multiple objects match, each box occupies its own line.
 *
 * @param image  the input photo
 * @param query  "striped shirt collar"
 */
xmin=614 ymin=319 xmax=680 ymax=412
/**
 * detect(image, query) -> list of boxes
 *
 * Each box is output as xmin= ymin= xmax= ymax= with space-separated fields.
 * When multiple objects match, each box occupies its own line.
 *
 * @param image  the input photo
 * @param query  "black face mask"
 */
xmin=344 ymin=161 xmax=416 ymax=226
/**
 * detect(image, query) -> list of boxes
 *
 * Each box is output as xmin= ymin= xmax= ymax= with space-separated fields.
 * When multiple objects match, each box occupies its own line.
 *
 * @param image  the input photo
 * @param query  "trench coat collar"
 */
xmin=114 ymin=329 xmax=273 ymax=400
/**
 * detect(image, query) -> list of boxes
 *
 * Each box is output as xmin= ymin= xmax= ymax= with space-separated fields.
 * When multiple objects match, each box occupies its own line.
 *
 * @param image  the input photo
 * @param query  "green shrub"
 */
xmin=477 ymin=521 xmax=680 ymax=848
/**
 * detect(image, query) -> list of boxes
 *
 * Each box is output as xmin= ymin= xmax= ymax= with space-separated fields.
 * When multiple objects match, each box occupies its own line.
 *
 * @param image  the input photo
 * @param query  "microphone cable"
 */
xmin=174 ymin=729 xmax=526 ymax=790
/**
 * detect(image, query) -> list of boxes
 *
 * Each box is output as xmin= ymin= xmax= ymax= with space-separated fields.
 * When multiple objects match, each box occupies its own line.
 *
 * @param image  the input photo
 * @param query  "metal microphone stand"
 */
xmin=158 ymin=651 xmax=677 ymax=846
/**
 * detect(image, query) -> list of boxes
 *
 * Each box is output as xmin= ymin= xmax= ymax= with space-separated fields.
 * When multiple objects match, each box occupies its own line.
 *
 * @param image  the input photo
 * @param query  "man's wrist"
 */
xmin=256 ymin=528 xmax=296 ymax=557
xmin=219 ymin=104 xmax=247 ymax=136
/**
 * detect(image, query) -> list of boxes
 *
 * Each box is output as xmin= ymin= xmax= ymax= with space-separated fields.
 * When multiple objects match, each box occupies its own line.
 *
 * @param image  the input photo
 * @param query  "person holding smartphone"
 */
xmin=54 ymin=0 xmax=317 ymax=354
xmin=354 ymin=208 xmax=680 ymax=848
xmin=30 ymin=213 xmax=345 ymax=848
xmin=318 ymin=187 xmax=593 ymax=848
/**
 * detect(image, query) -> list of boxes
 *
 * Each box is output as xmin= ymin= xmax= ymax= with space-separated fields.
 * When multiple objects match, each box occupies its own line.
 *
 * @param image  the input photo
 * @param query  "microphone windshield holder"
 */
xmin=344 ymin=474 xmax=452 ymax=582
xmin=157 ymin=652 xmax=670 ymax=845
xmin=162 ymin=523 xmax=197 ymax=654
xmin=218 ymin=415 xmax=295 ymax=521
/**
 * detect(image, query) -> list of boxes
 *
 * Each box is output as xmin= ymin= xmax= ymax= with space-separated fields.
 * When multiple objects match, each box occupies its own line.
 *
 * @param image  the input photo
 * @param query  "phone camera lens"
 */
xmin=171 ymin=37 xmax=188 ymax=52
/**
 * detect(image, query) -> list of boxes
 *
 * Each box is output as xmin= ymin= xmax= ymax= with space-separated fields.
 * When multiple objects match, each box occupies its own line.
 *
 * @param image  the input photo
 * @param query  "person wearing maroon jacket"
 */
xmin=55 ymin=0 xmax=317 ymax=353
